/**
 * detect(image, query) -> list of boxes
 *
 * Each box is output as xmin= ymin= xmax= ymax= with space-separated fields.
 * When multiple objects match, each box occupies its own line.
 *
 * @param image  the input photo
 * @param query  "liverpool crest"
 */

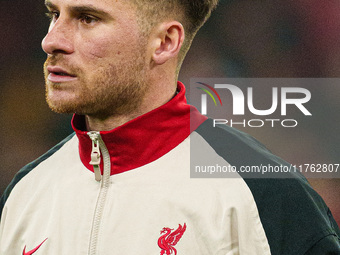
xmin=158 ymin=223 xmax=186 ymax=255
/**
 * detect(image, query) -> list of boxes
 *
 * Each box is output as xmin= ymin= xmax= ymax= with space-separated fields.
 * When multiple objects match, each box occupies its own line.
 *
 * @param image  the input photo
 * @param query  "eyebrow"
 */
xmin=45 ymin=1 xmax=112 ymax=19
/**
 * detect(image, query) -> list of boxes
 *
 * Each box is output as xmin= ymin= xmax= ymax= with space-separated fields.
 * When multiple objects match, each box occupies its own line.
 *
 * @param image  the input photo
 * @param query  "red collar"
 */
xmin=72 ymin=82 xmax=207 ymax=175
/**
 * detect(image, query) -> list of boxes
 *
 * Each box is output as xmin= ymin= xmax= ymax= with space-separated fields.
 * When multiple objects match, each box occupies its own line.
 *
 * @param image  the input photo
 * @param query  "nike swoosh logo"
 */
xmin=22 ymin=238 xmax=48 ymax=255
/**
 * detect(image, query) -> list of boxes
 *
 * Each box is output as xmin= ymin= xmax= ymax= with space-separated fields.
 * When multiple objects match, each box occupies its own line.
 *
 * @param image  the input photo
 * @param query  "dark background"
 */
xmin=1 ymin=0 xmax=339 ymax=224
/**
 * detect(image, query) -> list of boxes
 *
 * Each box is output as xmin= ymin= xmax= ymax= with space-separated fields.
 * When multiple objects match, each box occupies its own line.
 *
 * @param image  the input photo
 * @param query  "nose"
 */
xmin=41 ymin=20 xmax=74 ymax=55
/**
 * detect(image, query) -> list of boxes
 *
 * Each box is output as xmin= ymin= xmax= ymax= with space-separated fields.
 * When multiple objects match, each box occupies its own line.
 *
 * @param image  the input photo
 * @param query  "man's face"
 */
xmin=42 ymin=0 xmax=148 ymax=118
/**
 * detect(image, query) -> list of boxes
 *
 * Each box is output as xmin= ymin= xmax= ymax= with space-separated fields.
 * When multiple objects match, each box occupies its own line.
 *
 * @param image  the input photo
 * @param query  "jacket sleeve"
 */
xmin=305 ymin=234 xmax=340 ymax=255
xmin=0 ymin=133 xmax=75 ymax=221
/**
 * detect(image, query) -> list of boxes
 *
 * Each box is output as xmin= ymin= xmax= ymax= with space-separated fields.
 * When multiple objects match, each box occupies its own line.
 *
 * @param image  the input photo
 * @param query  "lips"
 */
xmin=47 ymin=66 xmax=77 ymax=83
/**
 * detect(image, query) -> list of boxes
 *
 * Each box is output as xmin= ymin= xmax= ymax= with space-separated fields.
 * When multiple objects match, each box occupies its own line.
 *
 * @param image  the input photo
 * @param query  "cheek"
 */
xmin=81 ymin=37 xmax=121 ymax=59
xmin=77 ymin=29 xmax=140 ymax=61
xmin=89 ymin=43 xmax=112 ymax=59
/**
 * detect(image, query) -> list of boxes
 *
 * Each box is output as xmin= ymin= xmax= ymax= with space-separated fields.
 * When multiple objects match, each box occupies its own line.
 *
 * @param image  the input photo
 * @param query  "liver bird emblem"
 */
xmin=158 ymin=223 xmax=186 ymax=255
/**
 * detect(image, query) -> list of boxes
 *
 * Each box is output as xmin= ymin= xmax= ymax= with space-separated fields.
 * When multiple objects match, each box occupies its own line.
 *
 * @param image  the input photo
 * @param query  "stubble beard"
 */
xmin=44 ymin=53 xmax=148 ymax=120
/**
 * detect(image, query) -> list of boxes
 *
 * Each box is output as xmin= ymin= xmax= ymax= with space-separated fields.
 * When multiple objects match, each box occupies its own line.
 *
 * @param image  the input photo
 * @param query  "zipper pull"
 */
xmin=88 ymin=131 xmax=102 ymax=182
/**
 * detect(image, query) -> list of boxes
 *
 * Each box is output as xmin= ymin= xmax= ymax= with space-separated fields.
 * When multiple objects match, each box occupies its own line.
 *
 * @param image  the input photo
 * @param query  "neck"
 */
xmin=85 ymin=112 xmax=142 ymax=132
xmin=85 ymin=81 xmax=177 ymax=131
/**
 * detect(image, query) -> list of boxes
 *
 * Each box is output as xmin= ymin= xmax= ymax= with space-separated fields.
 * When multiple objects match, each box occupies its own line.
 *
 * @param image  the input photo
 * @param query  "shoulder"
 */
xmin=0 ymin=133 xmax=76 ymax=219
xmin=194 ymin=119 xmax=340 ymax=254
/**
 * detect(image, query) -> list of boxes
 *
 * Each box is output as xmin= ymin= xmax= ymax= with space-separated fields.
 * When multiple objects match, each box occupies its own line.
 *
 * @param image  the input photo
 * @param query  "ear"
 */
xmin=151 ymin=21 xmax=185 ymax=65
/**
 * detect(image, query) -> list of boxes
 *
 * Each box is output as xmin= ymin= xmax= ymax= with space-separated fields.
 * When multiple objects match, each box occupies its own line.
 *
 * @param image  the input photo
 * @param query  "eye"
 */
xmin=45 ymin=10 xmax=59 ymax=22
xmin=79 ymin=14 xmax=99 ymax=25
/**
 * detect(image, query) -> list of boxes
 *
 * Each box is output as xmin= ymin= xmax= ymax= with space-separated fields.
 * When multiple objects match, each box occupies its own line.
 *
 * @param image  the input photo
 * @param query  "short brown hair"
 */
xmin=130 ymin=0 xmax=219 ymax=66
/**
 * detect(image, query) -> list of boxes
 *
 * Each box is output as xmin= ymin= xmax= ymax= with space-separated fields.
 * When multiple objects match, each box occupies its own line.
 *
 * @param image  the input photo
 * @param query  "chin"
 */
xmin=46 ymin=95 xmax=76 ymax=114
xmin=46 ymin=88 xmax=78 ymax=113
xmin=47 ymin=102 xmax=76 ymax=114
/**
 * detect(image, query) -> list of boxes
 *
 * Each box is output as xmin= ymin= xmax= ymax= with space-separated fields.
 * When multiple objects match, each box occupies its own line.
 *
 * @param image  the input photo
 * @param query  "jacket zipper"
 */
xmin=87 ymin=131 xmax=111 ymax=255
xmin=88 ymin=132 xmax=102 ymax=182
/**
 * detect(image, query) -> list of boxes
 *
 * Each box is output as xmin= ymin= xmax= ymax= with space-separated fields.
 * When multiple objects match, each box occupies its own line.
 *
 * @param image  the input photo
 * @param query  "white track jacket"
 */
xmin=1 ymin=82 xmax=339 ymax=255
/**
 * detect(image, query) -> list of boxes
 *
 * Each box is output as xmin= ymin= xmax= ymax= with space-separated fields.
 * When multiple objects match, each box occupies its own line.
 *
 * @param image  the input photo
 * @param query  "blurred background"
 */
xmin=1 ymin=0 xmax=339 ymax=224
